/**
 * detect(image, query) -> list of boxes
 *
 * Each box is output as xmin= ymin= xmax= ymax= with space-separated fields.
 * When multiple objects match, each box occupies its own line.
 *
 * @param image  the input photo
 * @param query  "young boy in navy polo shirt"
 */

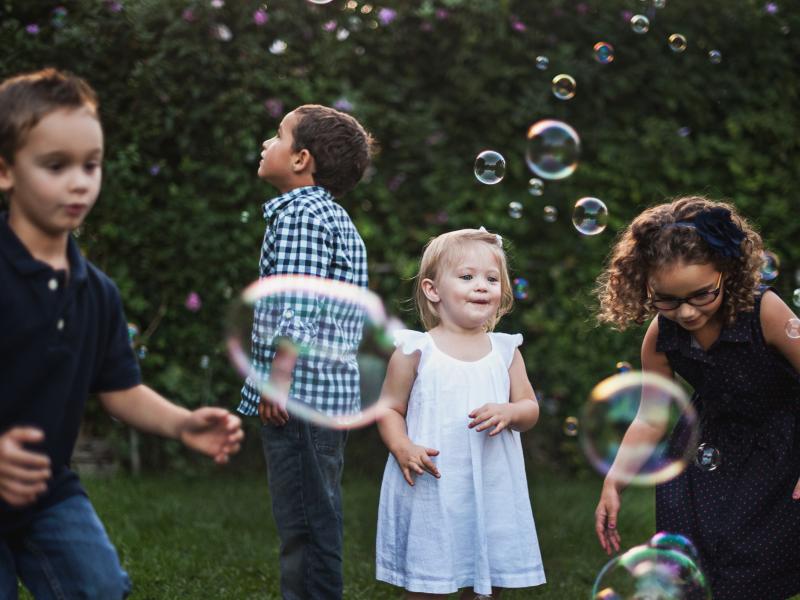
xmin=240 ymin=105 xmax=374 ymax=599
xmin=0 ymin=69 xmax=244 ymax=599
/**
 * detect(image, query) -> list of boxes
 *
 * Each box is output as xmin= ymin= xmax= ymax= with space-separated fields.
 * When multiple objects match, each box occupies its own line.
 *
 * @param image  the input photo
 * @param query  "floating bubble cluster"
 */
xmin=572 ymin=197 xmax=609 ymax=236
xmin=474 ymin=150 xmax=506 ymax=185
xmin=525 ymin=119 xmax=581 ymax=180
xmin=580 ymin=370 xmax=699 ymax=486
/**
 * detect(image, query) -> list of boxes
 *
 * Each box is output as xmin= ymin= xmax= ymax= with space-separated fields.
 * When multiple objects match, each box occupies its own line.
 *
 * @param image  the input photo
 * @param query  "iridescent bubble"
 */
xmin=760 ymin=250 xmax=780 ymax=281
xmin=474 ymin=150 xmax=506 ymax=185
xmin=552 ymin=74 xmax=577 ymax=100
xmin=200 ymin=355 xmax=210 ymax=369
xmin=572 ymin=197 xmax=608 ymax=236
xmin=649 ymin=531 xmax=700 ymax=563
xmin=270 ymin=39 xmax=288 ymax=54
xmin=528 ymin=178 xmax=544 ymax=196
xmin=616 ymin=361 xmax=632 ymax=373
xmin=138 ymin=346 xmax=148 ymax=359
xmin=226 ymin=275 xmax=402 ymax=429
xmin=535 ymin=55 xmax=549 ymax=70
xmin=653 ymin=0 xmax=667 ymax=7
xmin=668 ymin=33 xmax=688 ymax=52
xmin=543 ymin=205 xmax=558 ymax=222
xmin=240 ymin=210 xmax=250 ymax=223
xmin=336 ymin=28 xmax=350 ymax=41
xmin=793 ymin=288 xmax=800 ymax=308
xmin=308 ymin=0 xmax=334 ymax=4
xmin=508 ymin=201 xmax=523 ymax=219
xmin=563 ymin=416 xmax=579 ymax=437
xmin=127 ymin=323 xmax=140 ymax=345
xmin=630 ymin=14 xmax=650 ymax=34
xmin=592 ymin=543 xmax=711 ymax=600
xmin=786 ymin=318 xmax=800 ymax=339
xmin=708 ymin=49 xmax=722 ymax=64
xmin=525 ymin=119 xmax=581 ymax=180
xmin=677 ymin=126 xmax=692 ymax=137
xmin=695 ymin=443 xmax=721 ymax=471
xmin=593 ymin=42 xmax=615 ymax=64
xmin=580 ymin=370 xmax=699 ymax=485
xmin=513 ymin=277 xmax=530 ymax=300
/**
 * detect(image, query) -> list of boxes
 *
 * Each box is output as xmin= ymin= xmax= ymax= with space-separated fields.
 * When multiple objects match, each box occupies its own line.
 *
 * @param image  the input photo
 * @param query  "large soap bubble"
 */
xmin=525 ymin=119 xmax=581 ymax=180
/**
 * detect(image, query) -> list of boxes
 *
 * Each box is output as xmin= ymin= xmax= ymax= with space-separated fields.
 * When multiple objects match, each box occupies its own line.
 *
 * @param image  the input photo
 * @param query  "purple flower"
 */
xmin=211 ymin=0 xmax=225 ymax=8
xmin=25 ymin=24 xmax=40 ymax=35
xmin=322 ymin=20 xmax=337 ymax=32
xmin=333 ymin=98 xmax=353 ymax=112
xmin=182 ymin=8 xmax=195 ymax=22
xmin=621 ymin=9 xmax=633 ymax=22
xmin=378 ymin=8 xmax=397 ymax=26
xmin=264 ymin=98 xmax=284 ymax=119
xmin=576 ymin=2 xmax=589 ymax=15
xmin=435 ymin=9 xmax=449 ymax=20
xmin=511 ymin=18 xmax=527 ymax=32
xmin=253 ymin=9 xmax=268 ymax=25
xmin=149 ymin=164 xmax=161 ymax=176
xmin=106 ymin=1 xmax=123 ymax=12
xmin=185 ymin=292 xmax=202 ymax=312
xmin=764 ymin=2 xmax=779 ymax=14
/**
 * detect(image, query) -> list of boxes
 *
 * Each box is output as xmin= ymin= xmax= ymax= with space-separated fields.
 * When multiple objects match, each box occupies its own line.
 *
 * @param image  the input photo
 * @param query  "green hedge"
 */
xmin=2 ymin=0 xmax=799 ymax=470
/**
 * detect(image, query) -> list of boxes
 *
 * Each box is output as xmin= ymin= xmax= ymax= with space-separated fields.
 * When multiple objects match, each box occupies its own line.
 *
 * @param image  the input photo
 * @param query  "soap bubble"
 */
xmin=552 ymin=74 xmax=576 ymax=100
xmin=474 ymin=150 xmax=506 ymax=185
xmin=525 ymin=119 xmax=581 ymax=180
xmin=513 ymin=277 xmax=530 ymax=300
xmin=631 ymin=14 xmax=650 ymax=33
xmin=593 ymin=42 xmax=615 ymax=64
xmin=563 ymin=416 xmax=579 ymax=437
xmin=543 ymin=205 xmax=558 ymax=222
xmin=668 ymin=33 xmax=688 ymax=52
xmin=508 ymin=201 xmax=523 ymax=219
xmin=572 ymin=197 xmax=608 ymax=236
xmin=786 ymin=317 xmax=800 ymax=339
xmin=528 ymin=178 xmax=544 ymax=196
xmin=694 ymin=443 xmax=721 ymax=471
xmin=535 ymin=55 xmax=549 ymax=70
xmin=580 ymin=370 xmax=699 ymax=486
xmin=760 ymin=250 xmax=780 ymax=281
xmin=708 ymin=49 xmax=722 ymax=64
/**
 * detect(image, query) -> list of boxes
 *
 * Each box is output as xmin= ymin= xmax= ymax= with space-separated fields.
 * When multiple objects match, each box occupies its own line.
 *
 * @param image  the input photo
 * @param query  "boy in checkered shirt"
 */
xmin=239 ymin=105 xmax=375 ymax=599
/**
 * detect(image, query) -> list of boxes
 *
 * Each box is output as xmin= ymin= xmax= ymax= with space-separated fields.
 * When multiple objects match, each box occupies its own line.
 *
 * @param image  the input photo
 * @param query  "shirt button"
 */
xmin=48 ymin=278 xmax=58 ymax=291
xmin=283 ymin=308 xmax=294 ymax=319
xmin=56 ymin=319 xmax=65 ymax=331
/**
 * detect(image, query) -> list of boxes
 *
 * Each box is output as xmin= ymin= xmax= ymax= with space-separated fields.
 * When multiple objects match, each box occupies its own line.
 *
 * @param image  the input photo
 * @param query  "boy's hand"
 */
xmin=258 ymin=397 xmax=289 ymax=426
xmin=179 ymin=408 xmax=244 ymax=465
xmin=0 ymin=427 xmax=51 ymax=507
xmin=468 ymin=402 xmax=516 ymax=436
xmin=258 ymin=338 xmax=297 ymax=427
xmin=392 ymin=442 xmax=440 ymax=486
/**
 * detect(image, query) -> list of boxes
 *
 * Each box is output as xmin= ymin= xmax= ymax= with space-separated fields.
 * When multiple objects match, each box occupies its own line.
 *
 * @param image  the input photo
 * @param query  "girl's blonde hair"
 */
xmin=414 ymin=228 xmax=514 ymax=332
xmin=596 ymin=195 xmax=764 ymax=330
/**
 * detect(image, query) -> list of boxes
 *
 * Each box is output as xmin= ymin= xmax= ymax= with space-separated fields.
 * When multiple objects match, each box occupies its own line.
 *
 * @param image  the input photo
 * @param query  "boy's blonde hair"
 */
xmin=414 ymin=228 xmax=514 ymax=332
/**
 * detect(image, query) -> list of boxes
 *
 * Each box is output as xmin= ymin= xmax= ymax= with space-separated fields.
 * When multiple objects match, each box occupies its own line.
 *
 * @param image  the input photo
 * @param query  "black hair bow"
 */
xmin=691 ymin=207 xmax=745 ymax=259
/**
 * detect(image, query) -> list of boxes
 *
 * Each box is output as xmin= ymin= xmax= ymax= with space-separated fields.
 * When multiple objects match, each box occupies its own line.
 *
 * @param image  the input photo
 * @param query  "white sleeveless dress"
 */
xmin=375 ymin=330 xmax=546 ymax=595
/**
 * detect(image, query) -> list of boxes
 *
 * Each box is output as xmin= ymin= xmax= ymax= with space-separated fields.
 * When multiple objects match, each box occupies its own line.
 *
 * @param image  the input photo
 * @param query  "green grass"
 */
xmin=19 ymin=466 xmax=656 ymax=599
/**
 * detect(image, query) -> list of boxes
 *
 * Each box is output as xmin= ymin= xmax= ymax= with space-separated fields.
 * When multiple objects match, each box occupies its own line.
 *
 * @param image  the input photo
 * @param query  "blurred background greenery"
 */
xmin=2 ymin=0 xmax=799 ymax=475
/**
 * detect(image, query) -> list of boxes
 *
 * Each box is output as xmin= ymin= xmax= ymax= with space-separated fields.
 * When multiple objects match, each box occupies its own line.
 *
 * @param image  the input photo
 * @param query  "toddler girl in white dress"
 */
xmin=376 ymin=228 xmax=546 ymax=599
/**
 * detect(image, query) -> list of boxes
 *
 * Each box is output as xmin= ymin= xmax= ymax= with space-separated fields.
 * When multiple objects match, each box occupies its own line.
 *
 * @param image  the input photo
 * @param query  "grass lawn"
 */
xmin=20 ymin=464 xmax=656 ymax=599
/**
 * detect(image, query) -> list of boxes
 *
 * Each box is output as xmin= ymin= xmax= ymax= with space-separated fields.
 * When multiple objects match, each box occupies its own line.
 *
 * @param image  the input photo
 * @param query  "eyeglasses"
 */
xmin=648 ymin=272 xmax=723 ymax=311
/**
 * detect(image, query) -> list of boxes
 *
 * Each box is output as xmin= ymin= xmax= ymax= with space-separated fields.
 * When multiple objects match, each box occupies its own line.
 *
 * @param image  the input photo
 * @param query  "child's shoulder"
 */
xmin=393 ymin=329 xmax=428 ymax=356
xmin=490 ymin=331 xmax=523 ymax=367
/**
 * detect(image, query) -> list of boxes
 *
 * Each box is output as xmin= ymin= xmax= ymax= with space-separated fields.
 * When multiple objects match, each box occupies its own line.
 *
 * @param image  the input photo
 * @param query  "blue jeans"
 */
xmin=0 ymin=494 xmax=131 ymax=599
xmin=261 ymin=419 xmax=347 ymax=600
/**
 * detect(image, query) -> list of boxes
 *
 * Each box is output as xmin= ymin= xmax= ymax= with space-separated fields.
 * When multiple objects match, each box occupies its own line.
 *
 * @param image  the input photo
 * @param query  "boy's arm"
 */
xmin=99 ymin=385 xmax=243 ymax=464
xmin=376 ymin=349 xmax=440 ymax=485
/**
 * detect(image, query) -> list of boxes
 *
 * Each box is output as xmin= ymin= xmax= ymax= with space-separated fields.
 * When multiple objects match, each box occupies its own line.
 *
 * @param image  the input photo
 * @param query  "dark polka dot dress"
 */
xmin=655 ymin=288 xmax=800 ymax=600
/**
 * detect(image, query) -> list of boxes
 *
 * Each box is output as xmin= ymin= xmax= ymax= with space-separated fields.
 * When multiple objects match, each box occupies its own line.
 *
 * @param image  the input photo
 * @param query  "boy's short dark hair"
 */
xmin=292 ymin=105 xmax=375 ymax=198
xmin=0 ymin=68 xmax=99 ymax=163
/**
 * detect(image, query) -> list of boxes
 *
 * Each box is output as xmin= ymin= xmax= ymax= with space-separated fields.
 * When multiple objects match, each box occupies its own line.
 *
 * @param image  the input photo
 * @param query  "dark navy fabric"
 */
xmin=0 ymin=214 xmax=141 ymax=535
xmin=655 ymin=288 xmax=800 ymax=600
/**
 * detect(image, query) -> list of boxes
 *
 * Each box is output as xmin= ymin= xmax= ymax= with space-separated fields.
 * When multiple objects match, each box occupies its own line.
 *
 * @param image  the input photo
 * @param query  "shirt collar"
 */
xmin=0 ymin=212 xmax=88 ymax=283
xmin=262 ymin=186 xmax=332 ymax=222
xmin=656 ymin=309 xmax=753 ymax=355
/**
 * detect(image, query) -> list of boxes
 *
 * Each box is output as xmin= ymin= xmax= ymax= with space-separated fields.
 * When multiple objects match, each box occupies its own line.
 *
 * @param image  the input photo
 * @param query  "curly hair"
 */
xmin=414 ymin=228 xmax=514 ymax=332
xmin=291 ymin=104 xmax=376 ymax=198
xmin=596 ymin=196 xmax=764 ymax=330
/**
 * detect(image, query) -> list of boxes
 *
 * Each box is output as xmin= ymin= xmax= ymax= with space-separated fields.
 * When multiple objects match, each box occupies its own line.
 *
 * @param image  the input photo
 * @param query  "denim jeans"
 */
xmin=0 ymin=494 xmax=131 ymax=599
xmin=261 ymin=419 xmax=348 ymax=600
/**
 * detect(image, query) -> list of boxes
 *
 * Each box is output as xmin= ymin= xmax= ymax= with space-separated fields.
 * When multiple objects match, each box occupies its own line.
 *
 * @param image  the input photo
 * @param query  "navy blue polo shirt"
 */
xmin=0 ymin=213 xmax=141 ymax=534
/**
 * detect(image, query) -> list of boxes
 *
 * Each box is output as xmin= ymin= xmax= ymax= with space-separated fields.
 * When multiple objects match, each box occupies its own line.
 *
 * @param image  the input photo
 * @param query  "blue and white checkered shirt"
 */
xmin=238 ymin=186 xmax=369 ymax=417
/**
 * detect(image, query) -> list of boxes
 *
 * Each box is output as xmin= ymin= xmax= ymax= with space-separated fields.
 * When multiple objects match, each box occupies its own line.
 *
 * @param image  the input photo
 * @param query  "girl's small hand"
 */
xmin=595 ymin=480 xmax=623 ymax=555
xmin=468 ymin=403 xmax=515 ymax=436
xmin=393 ymin=443 xmax=440 ymax=486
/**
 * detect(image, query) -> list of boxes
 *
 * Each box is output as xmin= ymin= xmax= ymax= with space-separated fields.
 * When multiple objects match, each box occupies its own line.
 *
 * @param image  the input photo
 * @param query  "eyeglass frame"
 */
xmin=647 ymin=272 xmax=723 ymax=311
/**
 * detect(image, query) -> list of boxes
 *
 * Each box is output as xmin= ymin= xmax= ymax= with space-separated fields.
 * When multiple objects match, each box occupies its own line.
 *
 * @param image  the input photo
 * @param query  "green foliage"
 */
xmin=2 ymin=0 xmax=799 ymax=468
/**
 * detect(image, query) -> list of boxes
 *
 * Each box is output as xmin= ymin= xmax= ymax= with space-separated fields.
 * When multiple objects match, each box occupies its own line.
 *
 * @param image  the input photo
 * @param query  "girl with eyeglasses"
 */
xmin=592 ymin=196 xmax=800 ymax=600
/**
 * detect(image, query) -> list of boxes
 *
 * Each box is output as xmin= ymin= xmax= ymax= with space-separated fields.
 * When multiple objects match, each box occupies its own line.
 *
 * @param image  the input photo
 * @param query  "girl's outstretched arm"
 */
xmin=759 ymin=289 xmax=800 ymax=500
xmin=376 ymin=349 xmax=440 ymax=486
xmin=469 ymin=349 xmax=539 ymax=435
xmin=595 ymin=318 xmax=674 ymax=555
